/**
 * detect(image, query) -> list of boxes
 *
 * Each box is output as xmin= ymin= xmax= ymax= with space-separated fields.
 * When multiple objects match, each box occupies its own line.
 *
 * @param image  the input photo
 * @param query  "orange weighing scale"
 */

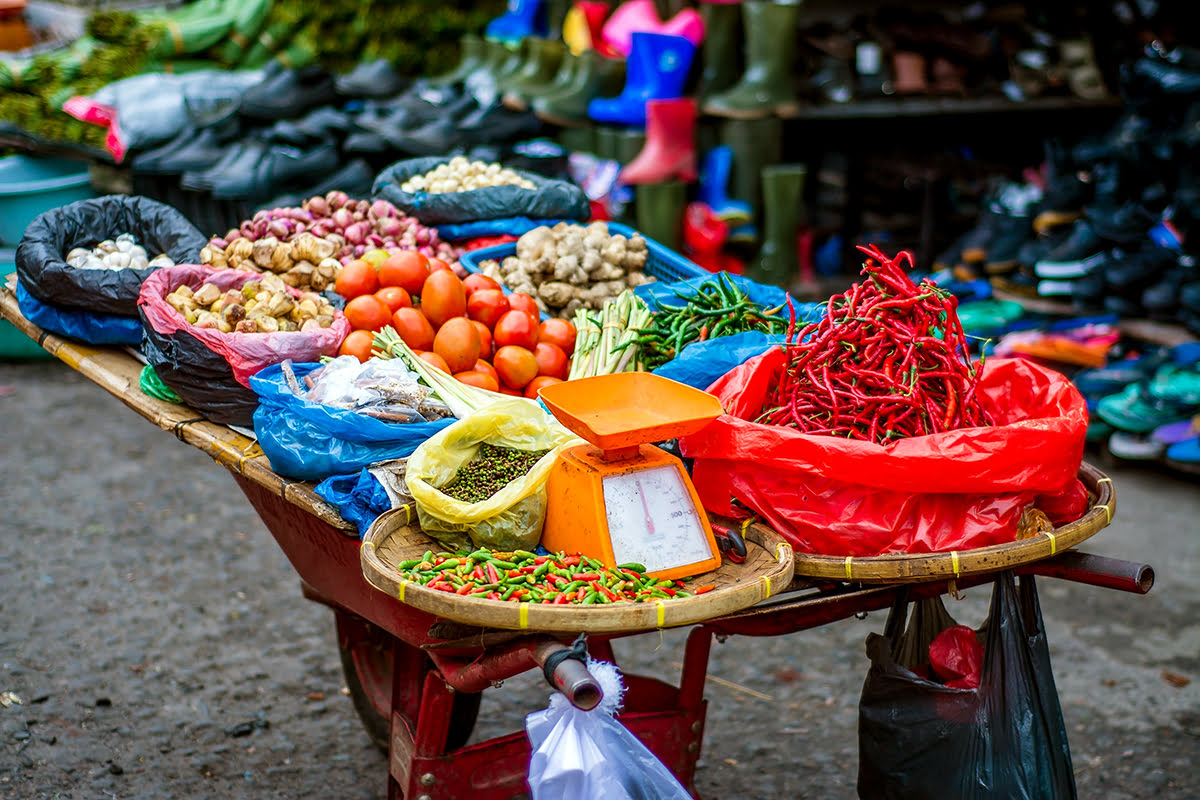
xmin=538 ymin=372 xmax=725 ymax=580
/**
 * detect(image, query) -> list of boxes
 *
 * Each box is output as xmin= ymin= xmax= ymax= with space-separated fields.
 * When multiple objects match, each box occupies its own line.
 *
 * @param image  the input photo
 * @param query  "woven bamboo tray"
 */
xmin=788 ymin=462 xmax=1115 ymax=584
xmin=361 ymin=506 xmax=794 ymax=633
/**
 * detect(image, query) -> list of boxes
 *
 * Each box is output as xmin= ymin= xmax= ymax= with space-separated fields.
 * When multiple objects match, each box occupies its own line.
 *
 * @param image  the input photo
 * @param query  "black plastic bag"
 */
xmin=16 ymin=195 xmax=208 ymax=316
xmin=139 ymin=326 xmax=260 ymax=428
xmin=857 ymin=572 xmax=1077 ymax=800
xmin=372 ymin=156 xmax=589 ymax=226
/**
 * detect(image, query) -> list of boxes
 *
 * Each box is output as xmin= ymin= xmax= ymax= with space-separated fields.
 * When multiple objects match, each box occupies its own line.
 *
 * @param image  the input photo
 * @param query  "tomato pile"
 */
xmin=334 ymin=249 xmax=577 ymax=398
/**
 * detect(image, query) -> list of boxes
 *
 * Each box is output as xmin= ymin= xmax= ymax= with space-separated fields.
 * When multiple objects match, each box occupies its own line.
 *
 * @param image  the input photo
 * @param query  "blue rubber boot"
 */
xmin=486 ymin=0 xmax=548 ymax=43
xmin=588 ymin=32 xmax=696 ymax=126
xmin=699 ymin=146 xmax=754 ymax=226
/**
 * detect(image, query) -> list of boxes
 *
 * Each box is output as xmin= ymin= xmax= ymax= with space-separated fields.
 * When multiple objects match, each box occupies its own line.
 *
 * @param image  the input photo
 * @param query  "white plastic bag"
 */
xmin=525 ymin=659 xmax=691 ymax=800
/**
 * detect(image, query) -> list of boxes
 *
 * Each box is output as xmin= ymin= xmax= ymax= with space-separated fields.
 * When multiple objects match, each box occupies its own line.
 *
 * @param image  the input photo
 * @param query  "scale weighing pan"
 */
xmin=538 ymin=372 xmax=724 ymax=451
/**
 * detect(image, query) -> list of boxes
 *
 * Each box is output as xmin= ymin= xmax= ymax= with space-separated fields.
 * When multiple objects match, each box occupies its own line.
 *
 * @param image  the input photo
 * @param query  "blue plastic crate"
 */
xmin=458 ymin=222 xmax=709 ymax=307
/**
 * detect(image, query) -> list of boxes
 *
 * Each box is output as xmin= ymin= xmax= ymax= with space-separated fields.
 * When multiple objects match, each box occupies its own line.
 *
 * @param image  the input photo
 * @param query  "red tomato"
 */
xmin=463 ymin=273 xmax=502 ymax=296
xmin=538 ymin=318 xmax=577 ymax=356
xmin=344 ymin=295 xmax=393 ymax=331
xmin=524 ymin=375 xmax=563 ymax=399
xmin=473 ymin=359 xmax=498 ymax=383
xmin=498 ymin=386 xmax=523 ymax=397
xmin=454 ymin=370 xmax=500 ymax=392
xmin=507 ymin=292 xmax=540 ymax=319
xmin=338 ymin=329 xmax=375 ymax=363
xmin=377 ymin=251 xmax=429 ymax=295
xmin=493 ymin=309 xmax=539 ymax=350
xmin=533 ymin=342 xmax=569 ymax=379
xmin=418 ymin=351 xmax=451 ymax=373
xmin=390 ymin=307 xmax=435 ymax=351
xmin=420 ymin=270 xmax=466 ymax=329
xmin=466 ymin=289 xmax=510 ymax=329
xmin=432 ymin=317 xmax=481 ymax=374
xmin=428 ymin=257 xmax=452 ymax=274
xmin=470 ymin=320 xmax=493 ymax=360
xmin=334 ymin=259 xmax=378 ymax=299
xmin=374 ymin=286 xmax=412 ymax=313
xmin=493 ymin=345 xmax=539 ymax=389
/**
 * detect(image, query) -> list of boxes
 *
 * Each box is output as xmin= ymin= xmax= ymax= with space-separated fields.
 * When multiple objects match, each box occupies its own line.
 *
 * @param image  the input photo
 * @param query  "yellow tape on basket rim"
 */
xmin=1102 ymin=503 xmax=1112 ymax=525
xmin=1044 ymin=531 xmax=1058 ymax=555
xmin=951 ymin=550 xmax=961 ymax=577
xmin=519 ymin=603 xmax=529 ymax=630
xmin=656 ymin=601 xmax=666 ymax=628
xmin=844 ymin=556 xmax=853 ymax=580
xmin=397 ymin=580 xmax=406 ymax=602
xmin=775 ymin=542 xmax=789 ymax=562
xmin=762 ymin=575 xmax=772 ymax=598
xmin=1096 ymin=476 xmax=1113 ymax=485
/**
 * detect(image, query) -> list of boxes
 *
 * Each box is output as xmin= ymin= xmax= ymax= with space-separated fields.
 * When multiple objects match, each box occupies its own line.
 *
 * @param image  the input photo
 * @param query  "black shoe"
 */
xmin=210 ymin=142 xmax=341 ymax=200
xmin=1033 ymin=139 xmax=1088 ymax=233
xmin=1073 ymin=270 xmax=1108 ymax=307
xmin=458 ymin=104 xmax=542 ymax=142
xmin=1034 ymin=219 xmax=1107 ymax=275
xmin=1090 ymin=198 xmax=1163 ymax=244
xmin=259 ymin=159 xmax=376 ymax=210
xmin=1103 ymin=293 xmax=1143 ymax=316
xmin=1106 ymin=246 xmax=1175 ymax=292
xmin=387 ymin=96 xmax=482 ymax=155
xmin=336 ymin=58 xmax=407 ymax=99
xmin=1179 ymin=280 xmax=1200 ymax=314
xmin=240 ymin=66 xmax=339 ymax=121
xmin=1016 ymin=225 xmax=1072 ymax=269
xmin=182 ymin=140 xmax=268 ymax=191
xmin=343 ymin=130 xmax=390 ymax=155
xmin=1142 ymin=267 xmax=1190 ymax=313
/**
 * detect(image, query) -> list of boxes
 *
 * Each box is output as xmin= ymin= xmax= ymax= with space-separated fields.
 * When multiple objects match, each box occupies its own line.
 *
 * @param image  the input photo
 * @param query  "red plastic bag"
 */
xmin=679 ymin=349 xmax=1088 ymax=556
xmin=138 ymin=265 xmax=349 ymax=387
xmin=929 ymin=625 xmax=984 ymax=690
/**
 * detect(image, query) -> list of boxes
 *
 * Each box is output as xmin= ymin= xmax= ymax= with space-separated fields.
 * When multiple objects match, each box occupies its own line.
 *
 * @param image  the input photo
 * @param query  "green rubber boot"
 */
xmin=533 ymin=50 xmax=626 ymax=126
xmin=503 ymin=38 xmax=567 ymax=105
xmin=594 ymin=126 xmax=619 ymax=161
xmin=614 ymin=128 xmax=647 ymax=165
xmin=697 ymin=3 xmax=742 ymax=102
xmin=492 ymin=39 xmax=532 ymax=92
xmin=428 ymin=34 xmax=486 ymax=87
xmin=720 ymin=116 xmax=782 ymax=215
xmin=517 ymin=50 xmax=579 ymax=109
xmin=556 ymin=125 xmax=596 ymax=155
xmin=753 ymin=164 xmax=807 ymax=286
xmin=635 ymin=181 xmax=688 ymax=251
xmin=703 ymin=1 xmax=800 ymax=119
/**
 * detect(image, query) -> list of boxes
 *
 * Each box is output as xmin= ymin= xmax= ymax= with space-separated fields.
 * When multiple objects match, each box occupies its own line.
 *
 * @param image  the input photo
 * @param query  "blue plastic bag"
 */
xmin=437 ymin=217 xmax=572 ymax=241
xmin=314 ymin=469 xmax=392 ymax=539
xmin=250 ymin=362 xmax=455 ymax=481
xmin=15 ymin=280 xmax=143 ymax=345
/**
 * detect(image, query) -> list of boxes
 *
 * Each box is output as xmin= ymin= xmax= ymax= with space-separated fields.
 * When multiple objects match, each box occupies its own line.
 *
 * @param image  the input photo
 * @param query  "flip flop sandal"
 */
xmin=1165 ymin=436 xmax=1200 ymax=464
xmin=1151 ymin=417 xmax=1200 ymax=445
xmin=1086 ymin=419 xmax=1115 ymax=443
xmin=1096 ymin=383 xmax=1197 ymax=433
xmin=1148 ymin=364 xmax=1200 ymax=405
xmin=1107 ymin=431 xmax=1167 ymax=460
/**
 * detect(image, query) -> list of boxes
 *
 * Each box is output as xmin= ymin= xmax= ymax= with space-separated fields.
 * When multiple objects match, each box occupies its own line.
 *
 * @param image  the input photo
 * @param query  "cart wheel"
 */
xmin=336 ymin=613 xmax=481 ymax=753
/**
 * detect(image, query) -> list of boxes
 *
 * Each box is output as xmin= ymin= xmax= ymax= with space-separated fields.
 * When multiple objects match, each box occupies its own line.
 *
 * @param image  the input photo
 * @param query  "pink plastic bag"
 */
xmin=137 ymin=264 xmax=349 ymax=387
xmin=679 ymin=350 xmax=1088 ymax=556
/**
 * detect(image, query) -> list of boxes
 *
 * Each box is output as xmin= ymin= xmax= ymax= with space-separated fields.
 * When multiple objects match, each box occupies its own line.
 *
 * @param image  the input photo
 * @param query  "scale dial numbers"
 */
xmin=600 ymin=464 xmax=714 ymax=574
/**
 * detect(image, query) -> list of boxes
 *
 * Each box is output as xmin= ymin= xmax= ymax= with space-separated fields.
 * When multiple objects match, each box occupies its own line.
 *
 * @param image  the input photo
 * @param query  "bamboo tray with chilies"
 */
xmin=360 ymin=506 xmax=794 ymax=634
xmin=787 ymin=462 xmax=1116 ymax=584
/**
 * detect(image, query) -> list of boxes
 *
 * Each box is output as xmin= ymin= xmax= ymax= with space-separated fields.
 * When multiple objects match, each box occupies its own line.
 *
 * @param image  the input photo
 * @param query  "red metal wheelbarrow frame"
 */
xmin=232 ymin=473 xmax=1154 ymax=800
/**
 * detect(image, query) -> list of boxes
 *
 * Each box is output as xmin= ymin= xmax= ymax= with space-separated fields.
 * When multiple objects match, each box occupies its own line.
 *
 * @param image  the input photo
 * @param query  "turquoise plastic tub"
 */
xmin=0 ymin=155 xmax=96 ymax=246
xmin=1 ymin=248 xmax=52 ymax=361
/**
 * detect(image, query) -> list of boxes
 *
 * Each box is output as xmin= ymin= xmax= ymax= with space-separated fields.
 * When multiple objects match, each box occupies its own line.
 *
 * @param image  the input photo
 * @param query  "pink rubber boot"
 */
xmin=618 ymin=98 xmax=698 ymax=185
xmin=600 ymin=0 xmax=704 ymax=58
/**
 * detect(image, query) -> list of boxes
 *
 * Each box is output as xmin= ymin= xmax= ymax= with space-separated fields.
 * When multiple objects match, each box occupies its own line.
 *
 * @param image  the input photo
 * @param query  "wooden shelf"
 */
xmin=781 ymin=95 xmax=1122 ymax=123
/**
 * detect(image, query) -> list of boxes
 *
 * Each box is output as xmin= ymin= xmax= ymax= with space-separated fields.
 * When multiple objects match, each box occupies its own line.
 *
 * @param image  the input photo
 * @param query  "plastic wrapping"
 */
xmin=526 ymin=659 xmax=691 ymax=800
xmin=137 ymin=265 xmax=349 ymax=387
xmin=314 ymin=469 xmax=393 ymax=539
xmin=16 ymin=195 xmax=207 ymax=315
xmin=679 ymin=354 xmax=1088 ymax=556
xmin=14 ymin=280 xmax=142 ymax=346
xmin=250 ymin=361 xmax=454 ymax=481
xmin=405 ymin=399 xmax=581 ymax=551
xmin=858 ymin=573 xmax=1077 ymax=799
xmin=374 ymin=157 xmax=590 ymax=225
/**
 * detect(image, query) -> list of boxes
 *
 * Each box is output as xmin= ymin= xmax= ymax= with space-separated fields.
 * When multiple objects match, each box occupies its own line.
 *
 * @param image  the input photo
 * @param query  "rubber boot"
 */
xmin=534 ymin=50 xmax=625 ymax=126
xmin=515 ymin=51 xmax=579 ymax=112
xmin=703 ymin=1 xmax=800 ymax=119
xmin=563 ymin=1 xmax=610 ymax=54
xmin=635 ymin=181 xmax=688 ymax=251
xmin=428 ymin=34 xmax=486 ymax=87
xmin=720 ymin=116 xmax=782 ymax=214
xmin=503 ymin=39 xmax=567 ymax=107
xmin=753 ymin=164 xmax=807 ymax=286
xmin=619 ymin=99 xmax=698 ymax=184
xmin=465 ymin=38 xmax=511 ymax=86
xmin=599 ymin=0 xmax=705 ymax=58
xmin=697 ymin=2 xmax=742 ymax=102
xmin=588 ymin=32 xmax=697 ymax=126
xmin=698 ymin=145 xmax=753 ymax=225
xmin=493 ymin=39 xmax=535 ymax=92
xmin=556 ymin=125 xmax=596 ymax=154
xmin=594 ymin=126 xmax=619 ymax=160
xmin=614 ymin=128 xmax=647 ymax=165
xmin=487 ymin=0 xmax=548 ymax=43
xmin=545 ymin=0 xmax=573 ymax=40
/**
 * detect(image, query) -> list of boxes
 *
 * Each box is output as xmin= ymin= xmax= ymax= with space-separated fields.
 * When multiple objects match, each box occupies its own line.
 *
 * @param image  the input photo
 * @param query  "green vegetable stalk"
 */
xmin=568 ymin=291 xmax=652 ymax=380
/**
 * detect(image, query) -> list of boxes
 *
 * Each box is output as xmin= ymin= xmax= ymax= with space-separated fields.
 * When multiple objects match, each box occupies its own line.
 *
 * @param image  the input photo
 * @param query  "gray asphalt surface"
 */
xmin=1 ymin=359 xmax=1198 ymax=799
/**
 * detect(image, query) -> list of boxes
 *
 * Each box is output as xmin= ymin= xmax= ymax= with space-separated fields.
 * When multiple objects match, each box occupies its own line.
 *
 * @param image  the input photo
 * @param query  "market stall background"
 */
xmin=0 ymin=361 xmax=1196 ymax=797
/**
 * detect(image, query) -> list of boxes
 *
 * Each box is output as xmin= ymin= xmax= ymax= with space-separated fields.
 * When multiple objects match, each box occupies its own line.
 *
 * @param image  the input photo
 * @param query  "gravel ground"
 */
xmin=1 ymin=359 xmax=1198 ymax=799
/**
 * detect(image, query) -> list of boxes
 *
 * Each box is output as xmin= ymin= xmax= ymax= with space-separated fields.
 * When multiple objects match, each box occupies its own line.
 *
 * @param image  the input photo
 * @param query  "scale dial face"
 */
xmin=601 ymin=464 xmax=714 ymax=573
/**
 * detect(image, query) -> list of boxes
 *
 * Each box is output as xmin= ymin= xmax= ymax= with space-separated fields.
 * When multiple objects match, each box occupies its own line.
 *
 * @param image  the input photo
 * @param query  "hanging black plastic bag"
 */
xmin=17 ymin=195 xmax=208 ymax=316
xmin=373 ymin=157 xmax=589 ymax=226
xmin=857 ymin=572 xmax=1077 ymax=800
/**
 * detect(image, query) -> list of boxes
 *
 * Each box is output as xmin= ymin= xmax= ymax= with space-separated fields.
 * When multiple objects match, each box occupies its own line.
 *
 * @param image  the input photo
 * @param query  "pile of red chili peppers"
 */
xmin=394 ymin=549 xmax=707 ymax=604
xmin=758 ymin=244 xmax=993 ymax=443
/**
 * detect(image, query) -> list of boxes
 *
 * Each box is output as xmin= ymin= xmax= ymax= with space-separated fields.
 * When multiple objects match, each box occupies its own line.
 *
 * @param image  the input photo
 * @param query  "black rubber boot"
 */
xmin=428 ymin=34 xmax=486 ymax=87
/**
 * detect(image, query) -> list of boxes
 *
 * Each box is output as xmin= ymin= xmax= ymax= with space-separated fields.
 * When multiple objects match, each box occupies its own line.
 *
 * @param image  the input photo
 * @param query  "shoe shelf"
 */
xmin=779 ymin=94 xmax=1121 ymax=123
xmin=993 ymin=288 xmax=1199 ymax=349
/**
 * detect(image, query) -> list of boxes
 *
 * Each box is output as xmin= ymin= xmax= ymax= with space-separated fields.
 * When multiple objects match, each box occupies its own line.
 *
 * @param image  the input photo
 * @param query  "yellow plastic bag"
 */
xmin=405 ymin=399 xmax=582 ymax=551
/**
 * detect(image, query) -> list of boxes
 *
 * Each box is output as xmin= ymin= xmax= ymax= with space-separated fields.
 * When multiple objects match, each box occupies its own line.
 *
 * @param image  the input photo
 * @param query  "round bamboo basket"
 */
xmin=787 ymin=462 xmax=1115 ymax=584
xmin=360 ymin=506 xmax=794 ymax=633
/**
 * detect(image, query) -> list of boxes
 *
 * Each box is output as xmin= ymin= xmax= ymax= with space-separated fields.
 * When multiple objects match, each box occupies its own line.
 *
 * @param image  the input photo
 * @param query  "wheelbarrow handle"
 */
xmin=533 ymin=639 xmax=603 ymax=711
